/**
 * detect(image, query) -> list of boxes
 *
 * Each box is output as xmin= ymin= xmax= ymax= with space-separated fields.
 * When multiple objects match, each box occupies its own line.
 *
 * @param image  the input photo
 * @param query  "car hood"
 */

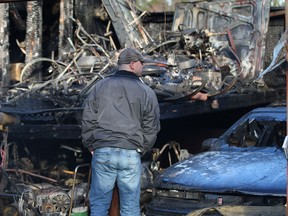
xmin=154 ymin=148 xmax=286 ymax=196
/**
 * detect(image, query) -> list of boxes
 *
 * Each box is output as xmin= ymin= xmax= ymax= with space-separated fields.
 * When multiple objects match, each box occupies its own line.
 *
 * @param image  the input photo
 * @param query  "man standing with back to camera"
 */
xmin=81 ymin=48 xmax=161 ymax=216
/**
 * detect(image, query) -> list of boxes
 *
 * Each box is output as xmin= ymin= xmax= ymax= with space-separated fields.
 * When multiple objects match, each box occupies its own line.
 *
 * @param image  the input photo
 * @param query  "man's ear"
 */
xmin=129 ymin=62 xmax=135 ymax=70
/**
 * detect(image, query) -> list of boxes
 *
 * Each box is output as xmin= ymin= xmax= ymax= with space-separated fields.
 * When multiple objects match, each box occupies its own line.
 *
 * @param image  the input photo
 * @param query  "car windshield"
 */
xmin=226 ymin=116 xmax=286 ymax=148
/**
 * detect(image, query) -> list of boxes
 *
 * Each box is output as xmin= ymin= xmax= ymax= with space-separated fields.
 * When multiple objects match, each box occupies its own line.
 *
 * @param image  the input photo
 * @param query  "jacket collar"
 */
xmin=113 ymin=70 xmax=139 ymax=80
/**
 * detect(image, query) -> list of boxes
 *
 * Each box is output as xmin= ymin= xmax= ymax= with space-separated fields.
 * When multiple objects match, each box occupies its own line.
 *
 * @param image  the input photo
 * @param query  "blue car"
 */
xmin=146 ymin=106 xmax=287 ymax=216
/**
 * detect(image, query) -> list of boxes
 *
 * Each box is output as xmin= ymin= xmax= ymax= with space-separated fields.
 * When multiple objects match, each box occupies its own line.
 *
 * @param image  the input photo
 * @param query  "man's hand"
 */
xmin=191 ymin=92 xmax=208 ymax=101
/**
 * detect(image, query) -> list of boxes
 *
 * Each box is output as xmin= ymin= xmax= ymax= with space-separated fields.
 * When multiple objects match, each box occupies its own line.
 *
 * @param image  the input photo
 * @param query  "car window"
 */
xmin=226 ymin=118 xmax=286 ymax=148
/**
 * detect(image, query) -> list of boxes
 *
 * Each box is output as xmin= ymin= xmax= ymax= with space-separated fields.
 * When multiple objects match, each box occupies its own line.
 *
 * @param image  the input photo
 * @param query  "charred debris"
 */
xmin=0 ymin=0 xmax=286 ymax=215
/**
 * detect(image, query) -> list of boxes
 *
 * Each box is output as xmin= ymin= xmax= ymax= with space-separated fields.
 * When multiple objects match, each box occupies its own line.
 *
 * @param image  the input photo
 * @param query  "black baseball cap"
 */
xmin=118 ymin=48 xmax=167 ymax=65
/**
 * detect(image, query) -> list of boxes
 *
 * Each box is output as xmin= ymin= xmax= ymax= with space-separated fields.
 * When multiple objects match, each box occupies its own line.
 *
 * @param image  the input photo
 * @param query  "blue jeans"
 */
xmin=89 ymin=147 xmax=141 ymax=216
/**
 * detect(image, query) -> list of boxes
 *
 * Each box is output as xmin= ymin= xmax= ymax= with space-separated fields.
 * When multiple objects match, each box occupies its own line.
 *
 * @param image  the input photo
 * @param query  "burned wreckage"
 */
xmin=0 ymin=0 xmax=285 ymax=215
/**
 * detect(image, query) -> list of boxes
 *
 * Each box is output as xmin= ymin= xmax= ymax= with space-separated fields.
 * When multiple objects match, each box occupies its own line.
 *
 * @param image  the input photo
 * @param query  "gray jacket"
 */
xmin=81 ymin=70 xmax=160 ymax=153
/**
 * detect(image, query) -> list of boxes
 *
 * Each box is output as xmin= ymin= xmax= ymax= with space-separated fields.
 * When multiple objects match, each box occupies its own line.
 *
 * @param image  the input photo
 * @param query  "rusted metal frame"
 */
xmin=24 ymin=53 xmax=83 ymax=91
xmin=56 ymin=49 xmax=84 ymax=79
xmin=78 ymin=63 xmax=109 ymax=97
xmin=6 ymin=168 xmax=58 ymax=183
xmin=126 ymin=0 xmax=149 ymax=45
xmin=0 ymin=167 xmax=41 ymax=215
xmin=59 ymin=0 xmax=74 ymax=60
xmin=20 ymin=57 xmax=64 ymax=82
xmin=102 ymin=0 xmax=147 ymax=48
xmin=205 ymin=29 xmax=240 ymax=97
xmin=197 ymin=0 xmax=269 ymax=79
xmin=68 ymin=163 xmax=90 ymax=216
xmin=25 ymin=0 xmax=43 ymax=82
xmin=0 ymin=3 xmax=10 ymax=96
xmin=207 ymin=75 xmax=238 ymax=97
xmin=19 ymin=53 xmax=89 ymax=92
xmin=226 ymin=29 xmax=237 ymax=54
xmin=191 ymin=1 xmax=256 ymax=24
xmin=21 ymin=18 xmax=107 ymax=88
xmin=73 ymin=19 xmax=111 ymax=59
xmin=209 ymin=48 xmax=240 ymax=97
xmin=102 ymin=0 xmax=132 ymax=47
xmin=152 ymin=142 xmax=182 ymax=164
xmin=74 ymin=20 xmax=109 ymax=46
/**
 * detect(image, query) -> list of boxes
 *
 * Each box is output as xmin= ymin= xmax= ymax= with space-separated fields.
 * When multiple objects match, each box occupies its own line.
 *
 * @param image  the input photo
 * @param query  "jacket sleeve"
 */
xmin=142 ymin=90 xmax=161 ymax=151
xmin=81 ymin=91 xmax=98 ymax=152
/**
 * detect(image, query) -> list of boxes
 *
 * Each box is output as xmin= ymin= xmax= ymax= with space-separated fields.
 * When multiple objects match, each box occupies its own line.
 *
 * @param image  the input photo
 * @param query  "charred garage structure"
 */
xmin=0 ymin=0 xmax=286 ymax=215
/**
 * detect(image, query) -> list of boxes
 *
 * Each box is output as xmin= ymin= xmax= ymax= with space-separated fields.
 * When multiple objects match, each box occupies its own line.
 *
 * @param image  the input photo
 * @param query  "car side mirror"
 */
xmin=282 ymin=135 xmax=288 ymax=160
xmin=201 ymin=138 xmax=220 ymax=151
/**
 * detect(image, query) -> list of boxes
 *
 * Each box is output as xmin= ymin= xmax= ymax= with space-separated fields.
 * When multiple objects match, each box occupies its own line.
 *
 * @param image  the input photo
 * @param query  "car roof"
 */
xmin=227 ymin=106 xmax=286 ymax=130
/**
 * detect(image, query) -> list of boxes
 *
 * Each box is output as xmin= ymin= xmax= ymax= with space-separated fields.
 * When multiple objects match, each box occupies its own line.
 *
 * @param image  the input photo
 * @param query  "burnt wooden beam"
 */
xmin=25 ymin=0 xmax=42 ymax=62
xmin=58 ymin=0 xmax=74 ymax=60
xmin=0 ymin=3 xmax=10 ymax=96
xmin=24 ymin=0 xmax=42 ymax=81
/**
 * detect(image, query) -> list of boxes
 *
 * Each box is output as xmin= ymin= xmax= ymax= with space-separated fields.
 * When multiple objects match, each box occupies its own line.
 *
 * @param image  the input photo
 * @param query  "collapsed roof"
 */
xmin=0 ymin=0 xmax=283 ymax=122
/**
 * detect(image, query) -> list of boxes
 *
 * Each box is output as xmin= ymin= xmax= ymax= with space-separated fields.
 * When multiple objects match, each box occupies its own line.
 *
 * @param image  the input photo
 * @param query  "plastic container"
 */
xmin=71 ymin=206 xmax=88 ymax=216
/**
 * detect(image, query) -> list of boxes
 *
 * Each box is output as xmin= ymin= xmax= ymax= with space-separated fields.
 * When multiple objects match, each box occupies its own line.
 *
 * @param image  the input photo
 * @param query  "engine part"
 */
xmin=36 ymin=189 xmax=70 ymax=214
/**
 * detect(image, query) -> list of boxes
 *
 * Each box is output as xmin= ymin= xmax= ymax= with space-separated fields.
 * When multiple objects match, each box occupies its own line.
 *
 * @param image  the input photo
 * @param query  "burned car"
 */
xmin=146 ymin=106 xmax=287 ymax=216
